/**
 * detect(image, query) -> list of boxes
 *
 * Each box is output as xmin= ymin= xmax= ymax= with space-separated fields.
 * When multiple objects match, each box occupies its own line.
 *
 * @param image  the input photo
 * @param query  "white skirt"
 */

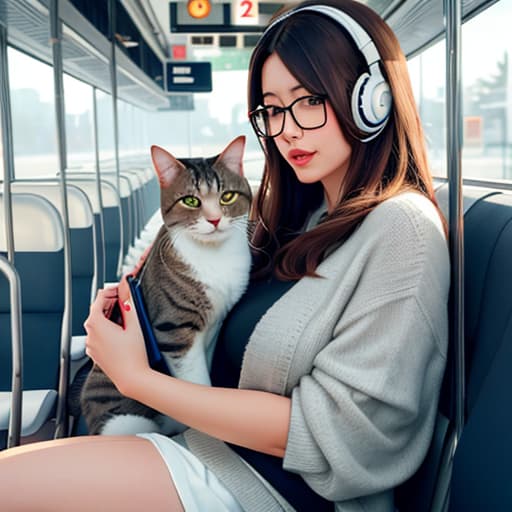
xmin=137 ymin=432 xmax=243 ymax=512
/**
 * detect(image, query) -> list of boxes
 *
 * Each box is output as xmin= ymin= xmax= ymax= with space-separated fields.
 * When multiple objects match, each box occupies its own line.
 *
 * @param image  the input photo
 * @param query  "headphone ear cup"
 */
xmin=371 ymin=81 xmax=392 ymax=122
xmin=351 ymin=72 xmax=372 ymax=132
xmin=351 ymin=70 xmax=392 ymax=136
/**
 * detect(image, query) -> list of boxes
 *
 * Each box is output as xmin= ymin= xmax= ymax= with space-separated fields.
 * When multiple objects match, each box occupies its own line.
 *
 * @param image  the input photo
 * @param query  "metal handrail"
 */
xmin=0 ymin=255 xmax=23 ymax=448
xmin=50 ymin=0 xmax=72 ymax=439
xmin=0 ymin=24 xmax=16 ymax=265
xmin=445 ymin=0 xmax=465 ymax=446
xmin=93 ymin=87 xmax=106 ymax=290
xmin=428 ymin=1 xmax=466 ymax=510
xmin=108 ymin=0 xmax=124 ymax=280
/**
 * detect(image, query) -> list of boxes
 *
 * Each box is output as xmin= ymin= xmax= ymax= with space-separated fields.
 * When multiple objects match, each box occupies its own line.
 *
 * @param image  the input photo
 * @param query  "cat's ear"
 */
xmin=151 ymin=145 xmax=185 ymax=188
xmin=215 ymin=135 xmax=246 ymax=176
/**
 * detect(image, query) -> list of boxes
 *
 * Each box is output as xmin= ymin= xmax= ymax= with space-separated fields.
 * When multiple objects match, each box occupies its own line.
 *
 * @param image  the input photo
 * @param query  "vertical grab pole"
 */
xmin=50 ymin=0 xmax=72 ymax=439
xmin=108 ymin=0 xmax=124 ymax=278
xmin=1 ymin=13 xmax=22 ymax=451
xmin=445 ymin=0 xmax=465 ymax=444
xmin=0 ymin=24 xmax=16 ymax=264
xmin=0 ymin=255 xmax=23 ymax=448
xmin=430 ymin=5 xmax=465 ymax=509
xmin=92 ymin=87 xmax=106 ymax=292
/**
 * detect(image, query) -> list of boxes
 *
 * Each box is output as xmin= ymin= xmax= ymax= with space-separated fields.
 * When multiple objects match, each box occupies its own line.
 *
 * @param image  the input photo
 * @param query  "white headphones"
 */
xmin=262 ymin=4 xmax=392 ymax=142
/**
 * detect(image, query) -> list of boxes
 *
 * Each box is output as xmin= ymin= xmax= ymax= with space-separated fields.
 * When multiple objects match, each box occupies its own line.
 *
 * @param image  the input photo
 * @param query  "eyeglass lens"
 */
xmin=251 ymin=95 xmax=326 ymax=138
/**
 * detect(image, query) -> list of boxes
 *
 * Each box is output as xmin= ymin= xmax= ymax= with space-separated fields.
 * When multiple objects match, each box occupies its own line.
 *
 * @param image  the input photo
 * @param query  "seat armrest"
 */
xmin=0 ymin=389 xmax=58 ymax=437
xmin=71 ymin=335 xmax=87 ymax=361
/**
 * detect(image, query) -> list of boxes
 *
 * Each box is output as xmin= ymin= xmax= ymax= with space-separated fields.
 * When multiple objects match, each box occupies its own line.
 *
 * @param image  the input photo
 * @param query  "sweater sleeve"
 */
xmin=282 ymin=199 xmax=449 ymax=501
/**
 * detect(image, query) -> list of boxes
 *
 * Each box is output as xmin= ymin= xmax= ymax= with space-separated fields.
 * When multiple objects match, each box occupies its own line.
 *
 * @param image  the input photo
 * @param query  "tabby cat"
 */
xmin=81 ymin=135 xmax=252 ymax=435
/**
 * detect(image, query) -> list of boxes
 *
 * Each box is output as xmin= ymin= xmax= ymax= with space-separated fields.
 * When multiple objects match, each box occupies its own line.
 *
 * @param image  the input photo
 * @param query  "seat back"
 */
xmin=0 ymin=192 xmax=65 ymax=391
xmin=68 ymin=177 xmax=122 ymax=283
xmin=65 ymin=177 xmax=105 ymax=289
xmin=101 ymin=173 xmax=132 ymax=259
xmin=11 ymin=182 xmax=95 ymax=335
xmin=122 ymin=171 xmax=144 ymax=240
xmin=100 ymin=180 xmax=123 ymax=281
xmin=141 ymin=168 xmax=160 ymax=225
xmin=448 ymin=191 xmax=512 ymax=510
xmin=395 ymin=184 xmax=509 ymax=511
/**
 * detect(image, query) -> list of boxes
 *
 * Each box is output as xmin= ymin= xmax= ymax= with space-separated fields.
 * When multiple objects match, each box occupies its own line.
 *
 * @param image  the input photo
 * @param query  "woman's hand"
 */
xmin=84 ymin=286 xmax=150 ymax=395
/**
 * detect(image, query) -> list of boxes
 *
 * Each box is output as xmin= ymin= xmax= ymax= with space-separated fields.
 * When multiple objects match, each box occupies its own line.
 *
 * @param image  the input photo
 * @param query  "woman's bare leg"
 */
xmin=0 ymin=436 xmax=184 ymax=512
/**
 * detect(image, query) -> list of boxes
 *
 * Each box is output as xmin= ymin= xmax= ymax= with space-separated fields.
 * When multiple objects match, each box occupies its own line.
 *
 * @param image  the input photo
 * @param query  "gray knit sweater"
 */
xmin=182 ymin=192 xmax=450 ymax=512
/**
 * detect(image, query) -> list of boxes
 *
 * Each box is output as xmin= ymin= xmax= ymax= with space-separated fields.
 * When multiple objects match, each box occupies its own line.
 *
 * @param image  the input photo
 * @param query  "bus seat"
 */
xmin=67 ymin=175 xmax=123 ymax=284
xmin=448 ymin=191 xmax=512 ymax=510
xmin=11 ymin=182 xmax=96 ymax=336
xmin=122 ymin=171 xmax=145 ymax=239
xmin=135 ymin=167 xmax=158 ymax=227
xmin=61 ymin=177 xmax=120 ymax=391
xmin=142 ymin=168 xmax=160 ymax=225
xmin=0 ymin=192 xmax=65 ymax=446
xmin=102 ymin=173 xmax=133 ymax=259
xmin=100 ymin=180 xmax=123 ymax=282
xmin=119 ymin=174 xmax=135 ymax=254
xmin=459 ymin=192 xmax=512 ymax=412
xmin=448 ymin=316 xmax=512 ymax=510
xmin=434 ymin=182 xmax=502 ymax=220
xmin=0 ymin=389 xmax=57 ymax=441
xmin=66 ymin=177 xmax=106 ymax=289
xmin=395 ymin=185 xmax=508 ymax=511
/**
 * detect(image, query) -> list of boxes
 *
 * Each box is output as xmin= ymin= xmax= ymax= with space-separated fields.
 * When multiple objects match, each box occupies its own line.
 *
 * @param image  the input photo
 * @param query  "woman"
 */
xmin=0 ymin=1 xmax=450 ymax=510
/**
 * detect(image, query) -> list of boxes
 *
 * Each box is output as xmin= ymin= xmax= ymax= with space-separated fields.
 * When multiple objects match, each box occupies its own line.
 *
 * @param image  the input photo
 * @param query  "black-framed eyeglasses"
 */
xmin=249 ymin=94 xmax=328 ymax=138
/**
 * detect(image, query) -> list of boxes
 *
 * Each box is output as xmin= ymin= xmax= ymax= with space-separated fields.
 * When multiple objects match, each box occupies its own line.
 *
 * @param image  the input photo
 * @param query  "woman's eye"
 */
xmin=220 ymin=191 xmax=239 ymax=206
xmin=181 ymin=196 xmax=201 ymax=208
xmin=268 ymin=106 xmax=284 ymax=117
xmin=307 ymin=96 xmax=323 ymax=106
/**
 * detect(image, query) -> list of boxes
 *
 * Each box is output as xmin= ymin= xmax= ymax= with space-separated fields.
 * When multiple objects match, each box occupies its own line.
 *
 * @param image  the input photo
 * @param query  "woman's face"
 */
xmin=261 ymin=53 xmax=352 ymax=209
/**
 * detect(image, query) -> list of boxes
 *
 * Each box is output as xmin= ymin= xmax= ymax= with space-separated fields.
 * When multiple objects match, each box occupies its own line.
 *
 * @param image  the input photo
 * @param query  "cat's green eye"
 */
xmin=181 ymin=196 xmax=201 ymax=208
xmin=220 ymin=191 xmax=239 ymax=206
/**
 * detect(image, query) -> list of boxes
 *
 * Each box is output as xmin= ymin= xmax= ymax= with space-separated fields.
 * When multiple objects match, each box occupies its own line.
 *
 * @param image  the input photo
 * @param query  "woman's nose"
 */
xmin=281 ymin=111 xmax=303 ymax=139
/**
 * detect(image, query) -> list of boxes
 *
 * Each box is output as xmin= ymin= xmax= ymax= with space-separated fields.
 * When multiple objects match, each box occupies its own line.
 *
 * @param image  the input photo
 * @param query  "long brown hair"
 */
xmin=248 ymin=0 xmax=444 ymax=280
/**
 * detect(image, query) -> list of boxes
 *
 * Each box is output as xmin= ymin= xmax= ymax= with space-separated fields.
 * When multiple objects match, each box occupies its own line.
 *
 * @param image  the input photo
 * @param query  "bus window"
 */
xmin=63 ymin=74 xmax=95 ymax=172
xmin=461 ymin=0 xmax=511 ymax=181
xmin=409 ymin=0 xmax=512 ymax=183
xmin=408 ymin=41 xmax=447 ymax=179
xmin=8 ymin=47 xmax=58 ymax=179
xmin=95 ymin=88 xmax=115 ymax=175
xmin=118 ymin=99 xmax=150 ymax=168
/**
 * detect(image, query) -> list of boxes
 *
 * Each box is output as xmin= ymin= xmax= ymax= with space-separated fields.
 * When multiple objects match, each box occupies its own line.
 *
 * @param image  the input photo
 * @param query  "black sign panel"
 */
xmin=166 ymin=62 xmax=212 ymax=93
xmin=169 ymin=2 xmax=267 ymax=33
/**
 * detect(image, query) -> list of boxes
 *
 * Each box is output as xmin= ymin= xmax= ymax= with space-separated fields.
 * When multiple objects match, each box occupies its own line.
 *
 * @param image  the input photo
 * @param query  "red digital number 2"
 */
xmin=241 ymin=0 xmax=252 ymax=17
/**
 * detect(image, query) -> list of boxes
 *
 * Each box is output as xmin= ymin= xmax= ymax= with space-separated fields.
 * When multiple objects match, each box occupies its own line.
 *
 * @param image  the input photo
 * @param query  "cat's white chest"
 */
xmin=172 ymin=228 xmax=251 ymax=317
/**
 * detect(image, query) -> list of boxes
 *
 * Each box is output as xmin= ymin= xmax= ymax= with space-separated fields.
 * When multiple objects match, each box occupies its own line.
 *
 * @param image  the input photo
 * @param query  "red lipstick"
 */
xmin=288 ymin=149 xmax=316 ymax=166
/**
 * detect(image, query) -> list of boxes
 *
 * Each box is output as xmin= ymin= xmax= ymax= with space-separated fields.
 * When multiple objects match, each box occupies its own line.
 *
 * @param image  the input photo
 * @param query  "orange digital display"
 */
xmin=187 ymin=0 xmax=212 ymax=19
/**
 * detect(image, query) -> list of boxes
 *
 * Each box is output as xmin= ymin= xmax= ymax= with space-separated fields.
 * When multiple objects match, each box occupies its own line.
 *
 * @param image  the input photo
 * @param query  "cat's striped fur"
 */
xmin=81 ymin=136 xmax=252 ymax=435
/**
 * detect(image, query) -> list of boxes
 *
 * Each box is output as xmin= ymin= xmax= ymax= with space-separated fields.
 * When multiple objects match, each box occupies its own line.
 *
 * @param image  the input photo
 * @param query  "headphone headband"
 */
xmin=259 ymin=4 xmax=392 ymax=142
xmin=263 ymin=5 xmax=381 ymax=69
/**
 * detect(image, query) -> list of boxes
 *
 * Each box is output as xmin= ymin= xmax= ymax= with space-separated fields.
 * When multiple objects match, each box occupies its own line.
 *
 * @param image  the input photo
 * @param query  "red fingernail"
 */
xmin=123 ymin=303 xmax=131 ymax=311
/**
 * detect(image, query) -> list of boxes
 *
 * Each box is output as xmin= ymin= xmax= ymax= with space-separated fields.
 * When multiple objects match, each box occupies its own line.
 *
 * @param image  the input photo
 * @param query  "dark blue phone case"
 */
xmin=126 ymin=275 xmax=172 ymax=376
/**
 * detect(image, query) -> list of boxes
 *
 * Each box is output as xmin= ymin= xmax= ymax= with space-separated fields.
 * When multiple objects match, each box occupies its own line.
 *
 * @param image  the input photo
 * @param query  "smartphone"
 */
xmin=126 ymin=275 xmax=172 ymax=376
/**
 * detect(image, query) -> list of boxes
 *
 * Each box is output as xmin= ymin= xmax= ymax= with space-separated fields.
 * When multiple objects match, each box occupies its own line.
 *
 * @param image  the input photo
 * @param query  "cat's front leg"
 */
xmin=164 ymin=331 xmax=212 ymax=386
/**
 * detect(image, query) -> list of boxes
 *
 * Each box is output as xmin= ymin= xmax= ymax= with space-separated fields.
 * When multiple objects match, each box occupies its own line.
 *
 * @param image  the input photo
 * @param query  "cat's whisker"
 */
xmin=235 ymin=221 xmax=251 ymax=233
xmin=231 ymin=217 xmax=248 ymax=225
xmin=231 ymin=223 xmax=250 ymax=236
